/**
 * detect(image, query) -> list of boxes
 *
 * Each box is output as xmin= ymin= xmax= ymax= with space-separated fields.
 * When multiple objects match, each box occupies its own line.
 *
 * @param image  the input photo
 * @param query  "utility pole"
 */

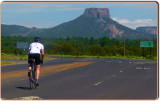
xmin=122 ymin=35 xmax=126 ymax=57
xmin=74 ymin=40 xmax=77 ymax=57
xmin=124 ymin=38 xmax=125 ymax=57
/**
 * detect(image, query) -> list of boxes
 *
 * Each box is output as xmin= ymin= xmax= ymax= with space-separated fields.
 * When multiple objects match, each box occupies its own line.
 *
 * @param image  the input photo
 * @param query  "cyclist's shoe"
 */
xmin=36 ymin=80 xmax=39 ymax=86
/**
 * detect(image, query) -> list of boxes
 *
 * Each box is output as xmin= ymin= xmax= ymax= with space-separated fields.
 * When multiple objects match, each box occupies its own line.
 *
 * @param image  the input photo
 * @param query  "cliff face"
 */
xmin=136 ymin=27 xmax=157 ymax=34
xmin=83 ymin=8 xmax=110 ymax=19
xmin=82 ymin=8 xmax=123 ymax=37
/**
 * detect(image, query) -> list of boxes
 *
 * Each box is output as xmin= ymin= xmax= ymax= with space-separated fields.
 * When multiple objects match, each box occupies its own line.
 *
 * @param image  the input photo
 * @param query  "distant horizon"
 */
xmin=1 ymin=22 xmax=158 ymax=30
xmin=1 ymin=2 xmax=157 ymax=29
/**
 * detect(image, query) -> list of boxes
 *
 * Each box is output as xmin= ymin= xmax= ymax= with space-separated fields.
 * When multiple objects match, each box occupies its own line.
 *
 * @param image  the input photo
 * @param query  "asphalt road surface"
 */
xmin=1 ymin=58 xmax=157 ymax=100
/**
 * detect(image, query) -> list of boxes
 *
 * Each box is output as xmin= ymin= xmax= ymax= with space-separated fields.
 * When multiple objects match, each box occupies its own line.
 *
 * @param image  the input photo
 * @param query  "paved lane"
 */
xmin=1 ymin=58 xmax=157 ymax=99
xmin=2 ymin=58 xmax=97 ymax=72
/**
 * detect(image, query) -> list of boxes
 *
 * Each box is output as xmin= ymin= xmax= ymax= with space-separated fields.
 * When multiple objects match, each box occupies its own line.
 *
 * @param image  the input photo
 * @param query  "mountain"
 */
xmin=1 ymin=8 xmax=157 ymax=40
xmin=43 ymin=8 xmax=156 ymax=39
xmin=1 ymin=24 xmax=46 ymax=37
xmin=1 ymin=24 xmax=29 ymax=36
xmin=136 ymin=26 xmax=157 ymax=35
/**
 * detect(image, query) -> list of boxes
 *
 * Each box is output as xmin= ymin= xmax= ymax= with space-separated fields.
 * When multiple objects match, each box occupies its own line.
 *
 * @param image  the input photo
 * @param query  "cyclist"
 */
xmin=28 ymin=37 xmax=44 ymax=86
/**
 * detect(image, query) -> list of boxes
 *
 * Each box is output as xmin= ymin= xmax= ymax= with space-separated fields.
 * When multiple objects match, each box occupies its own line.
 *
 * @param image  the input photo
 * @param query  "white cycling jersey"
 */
xmin=29 ymin=42 xmax=44 ymax=54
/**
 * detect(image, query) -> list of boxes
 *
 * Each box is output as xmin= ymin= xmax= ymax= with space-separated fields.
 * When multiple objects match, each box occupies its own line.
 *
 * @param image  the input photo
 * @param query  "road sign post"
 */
xmin=150 ymin=47 xmax=151 ymax=59
xmin=142 ymin=47 xmax=144 ymax=59
xmin=140 ymin=41 xmax=153 ymax=59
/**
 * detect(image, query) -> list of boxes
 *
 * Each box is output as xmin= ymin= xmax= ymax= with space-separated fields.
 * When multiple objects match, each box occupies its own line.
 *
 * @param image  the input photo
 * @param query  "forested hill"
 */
xmin=1 ymin=24 xmax=45 ymax=37
xmin=1 ymin=8 xmax=157 ymax=40
xmin=1 ymin=24 xmax=30 ymax=36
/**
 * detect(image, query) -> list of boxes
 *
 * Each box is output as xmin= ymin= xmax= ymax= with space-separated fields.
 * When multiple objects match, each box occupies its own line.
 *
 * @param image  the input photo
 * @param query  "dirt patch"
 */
xmin=2 ymin=61 xmax=95 ymax=79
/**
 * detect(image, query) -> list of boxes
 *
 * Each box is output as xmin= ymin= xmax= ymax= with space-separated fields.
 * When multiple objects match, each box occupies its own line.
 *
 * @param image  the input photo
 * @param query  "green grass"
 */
xmin=48 ymin=54 xmax=157 ymax=60
xmin=2 ymin=53 xmax=157 ymax=61
xmin=1 ymin=61 xmax=12 ymax=65
xmin=1 ymin=53 xmax=51 ymax=61
xmin=1 ymin=53 xmax=28 ymax=60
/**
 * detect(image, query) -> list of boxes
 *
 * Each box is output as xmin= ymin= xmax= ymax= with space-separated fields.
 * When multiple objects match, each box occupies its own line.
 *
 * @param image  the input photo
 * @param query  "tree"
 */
xmin=88 ymin=44 xmax=105 ymax=56
xmin=99 ymin=36 xmax=110 ymax=47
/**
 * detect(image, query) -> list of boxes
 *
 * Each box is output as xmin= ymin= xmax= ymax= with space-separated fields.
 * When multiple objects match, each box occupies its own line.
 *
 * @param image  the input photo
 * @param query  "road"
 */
xmin=1 ymin=58 xmax=157 ymax=100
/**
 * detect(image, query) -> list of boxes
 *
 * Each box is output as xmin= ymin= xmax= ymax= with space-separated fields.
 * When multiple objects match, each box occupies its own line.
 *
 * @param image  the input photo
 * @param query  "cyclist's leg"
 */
xmin=36 ymin=64 xmax=40 ymax=80
xmin=28 ymin=54 xmax=33 ymax=78
xmin=28 ymin=54 xmax=33 ymax=70
xmin=28 ymin=63 xmax=32 ymax=78
xmin=28 ymin=63 xmax=32 ymax=70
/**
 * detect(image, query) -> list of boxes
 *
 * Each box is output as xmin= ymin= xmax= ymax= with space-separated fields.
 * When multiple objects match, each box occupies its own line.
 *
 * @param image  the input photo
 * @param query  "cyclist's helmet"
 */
xmin=34 ymin=37 xmax=40 ymax=42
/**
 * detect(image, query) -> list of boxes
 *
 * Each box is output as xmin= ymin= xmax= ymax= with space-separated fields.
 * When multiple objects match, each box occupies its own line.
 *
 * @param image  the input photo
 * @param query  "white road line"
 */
xmin=112 ymin=74 xmax=116 ymax=77
xmin=120 ymin=70 xmax=123 ymax=72
xmin=94 ymin=82 xmax=102 ymax=86
xmin=13 ymin=96 xmax=43 ymax=100
xmin=144 ymin=67 xmax=151 ymax=70
xmin=136 ymin=67 xmax=143 ymax=70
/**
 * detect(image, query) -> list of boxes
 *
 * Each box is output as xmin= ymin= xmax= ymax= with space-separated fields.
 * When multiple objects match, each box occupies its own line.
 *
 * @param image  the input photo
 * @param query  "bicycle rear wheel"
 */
xmin=33 ymin=62 xmax=37 ymax=89
xmin=29 ymin=79 xmax=33 ymax=90
xmin=29 ymin=71 xmax=34 ymax=90
xmin=29 ymin=72 xmax=37 ymax=90
xmin=29 ymin=63 xmax=37 ymax=90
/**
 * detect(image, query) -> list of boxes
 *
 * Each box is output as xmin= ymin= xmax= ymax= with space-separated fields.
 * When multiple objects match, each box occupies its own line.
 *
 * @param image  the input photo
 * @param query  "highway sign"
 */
xmin=16 ymin=42 xmax=28 ymax=49
xmin=140 ymin=41 xmax=153 ymax=47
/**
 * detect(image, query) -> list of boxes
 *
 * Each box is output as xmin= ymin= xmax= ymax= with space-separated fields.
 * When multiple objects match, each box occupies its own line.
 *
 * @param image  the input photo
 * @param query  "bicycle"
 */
xmin=28 ymin=59 xmax=37 ymax=90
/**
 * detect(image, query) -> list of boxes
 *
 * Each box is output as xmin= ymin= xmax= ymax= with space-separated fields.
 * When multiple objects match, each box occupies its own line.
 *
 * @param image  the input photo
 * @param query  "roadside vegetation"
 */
xmin=1 ymin=36 xmax=157 ymax=61
xmin=1 ymin=61 xmax=12 ymax=65
xmin=1 ymin=53 xmax=28 ymax=60
xmin=47 ymin=54 xmax=157 ymax=60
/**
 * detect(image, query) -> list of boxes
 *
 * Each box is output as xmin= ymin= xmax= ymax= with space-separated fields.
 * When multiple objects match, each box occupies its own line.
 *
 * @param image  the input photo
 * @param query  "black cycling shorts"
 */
xmin=28 ymin=54 xmax=40 ymax=65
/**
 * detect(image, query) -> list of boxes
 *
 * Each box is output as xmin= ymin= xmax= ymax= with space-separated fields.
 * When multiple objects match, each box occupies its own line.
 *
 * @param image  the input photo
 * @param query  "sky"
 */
xmin=1 ymin=2 xmax=158 ymax=29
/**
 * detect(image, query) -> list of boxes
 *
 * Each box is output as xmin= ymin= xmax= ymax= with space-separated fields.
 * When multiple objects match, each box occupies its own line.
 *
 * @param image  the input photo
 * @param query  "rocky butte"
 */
xmin=83 ymin=8 xmax=110 ymax=19
xmin=82 ymin=8 xmax=124 ymax=37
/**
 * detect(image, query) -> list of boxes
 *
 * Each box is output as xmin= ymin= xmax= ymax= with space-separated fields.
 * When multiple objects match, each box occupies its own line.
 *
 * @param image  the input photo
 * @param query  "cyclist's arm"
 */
xmin=41 ymin=49 xmax=44 ymax=60
xmin=28 ymin=44 xmax=31 ymax=60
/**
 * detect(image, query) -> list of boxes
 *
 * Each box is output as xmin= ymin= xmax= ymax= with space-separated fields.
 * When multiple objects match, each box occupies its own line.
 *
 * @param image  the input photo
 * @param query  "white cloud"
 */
xmin=112 ymin=17 xmax=157 ymax=29
xmin=112 ymin=18 xmax=130 ymax=23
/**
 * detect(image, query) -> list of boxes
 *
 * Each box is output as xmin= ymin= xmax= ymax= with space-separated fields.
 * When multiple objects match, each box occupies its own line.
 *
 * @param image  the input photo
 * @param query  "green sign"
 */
xmin=140 ymin=41 xmax=153 ymax=47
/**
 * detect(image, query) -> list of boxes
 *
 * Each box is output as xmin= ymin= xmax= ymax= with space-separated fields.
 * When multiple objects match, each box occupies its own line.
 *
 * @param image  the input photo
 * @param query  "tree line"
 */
xmin=1 ymin=36 xmax=157 ymax=58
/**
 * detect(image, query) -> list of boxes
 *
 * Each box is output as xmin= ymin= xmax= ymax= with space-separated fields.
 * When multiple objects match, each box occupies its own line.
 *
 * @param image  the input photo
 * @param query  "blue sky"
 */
xmin=1 ymin=2 xmax=158 ymax=29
